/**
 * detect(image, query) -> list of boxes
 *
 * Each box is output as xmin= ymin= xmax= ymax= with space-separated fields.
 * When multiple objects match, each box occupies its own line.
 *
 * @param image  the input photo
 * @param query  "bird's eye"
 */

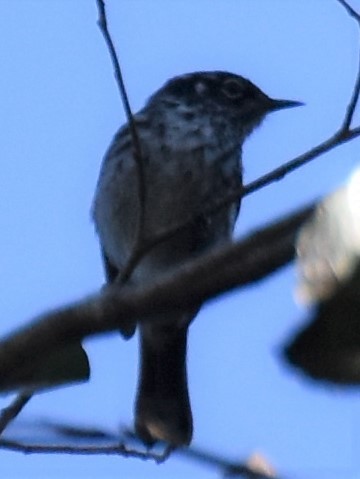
xmin=221 ymin=79 xmax=245 ymax=99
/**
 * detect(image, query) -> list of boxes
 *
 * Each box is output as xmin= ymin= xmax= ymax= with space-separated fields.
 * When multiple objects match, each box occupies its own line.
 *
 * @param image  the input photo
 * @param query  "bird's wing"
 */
xmin=100 ymin=248 xmax=137 ymax=339
xmin=100 ymin=248 xmax=119 ymax=284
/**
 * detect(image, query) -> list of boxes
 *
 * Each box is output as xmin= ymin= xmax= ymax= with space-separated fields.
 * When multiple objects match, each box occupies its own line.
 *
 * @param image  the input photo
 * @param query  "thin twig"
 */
xmin=337 ymin=0 xmax=360 ymax=130
xmin=0 ymin=434 xmax=276 ymax=477
xmin=115 ymin=0 xmax=360 ymax=276
xmin=0 ymin=394 xmax=32 ymax=435
xmin=113 ymin=89 xmax=360 ymax=277
xmin=245 ymin=0 xmax=360 ymax=195
xmin=0 ymin=437 xmax=168 ymax=462
xmin=122 ymin=125 xmax=360 ymax=276
xmin=95 ymin=0 xmax=360 ymax=283
xmin=96 ymin=0 xmax=146 ymax=282
xmin=337 ymin=0 xmax=360 ymax=22
xmin=3 ymin=420 xmax=277 ymax=477
xmin=243 ymin=127 xmax=360 ymax=195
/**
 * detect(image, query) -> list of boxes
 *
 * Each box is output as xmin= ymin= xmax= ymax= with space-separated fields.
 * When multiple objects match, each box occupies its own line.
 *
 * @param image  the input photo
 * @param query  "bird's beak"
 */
xmin=269 ymin=98 xmax=305 ymax=111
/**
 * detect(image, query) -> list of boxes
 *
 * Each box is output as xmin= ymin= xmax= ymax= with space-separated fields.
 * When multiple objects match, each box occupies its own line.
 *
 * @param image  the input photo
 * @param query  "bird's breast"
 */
xmin=93 ymin=123 xmax=241 ymax=281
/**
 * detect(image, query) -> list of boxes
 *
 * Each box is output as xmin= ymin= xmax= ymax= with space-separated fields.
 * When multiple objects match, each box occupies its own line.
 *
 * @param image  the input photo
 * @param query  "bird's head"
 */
xmin=147 ymin=71 xmax=303 ymax=140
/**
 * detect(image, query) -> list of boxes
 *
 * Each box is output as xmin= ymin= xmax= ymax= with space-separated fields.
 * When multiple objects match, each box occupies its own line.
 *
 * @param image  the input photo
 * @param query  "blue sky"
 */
xmin=1 ymin=1 xmax=360 ymax=478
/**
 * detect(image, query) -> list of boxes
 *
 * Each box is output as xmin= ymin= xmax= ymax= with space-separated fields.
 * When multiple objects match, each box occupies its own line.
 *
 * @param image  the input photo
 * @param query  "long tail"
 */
xmin=135 ymin=321 xmax=193 ymax=446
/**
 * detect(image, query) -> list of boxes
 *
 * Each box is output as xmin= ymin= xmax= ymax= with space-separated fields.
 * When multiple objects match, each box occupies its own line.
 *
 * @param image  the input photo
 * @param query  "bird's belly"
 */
xmin=94 ymin=150 xmax=239 ymax=283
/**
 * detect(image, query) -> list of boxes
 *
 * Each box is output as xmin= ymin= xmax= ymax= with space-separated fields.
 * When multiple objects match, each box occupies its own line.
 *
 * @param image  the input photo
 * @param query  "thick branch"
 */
xmin=0 ymin=205 xmax=313 ymax=384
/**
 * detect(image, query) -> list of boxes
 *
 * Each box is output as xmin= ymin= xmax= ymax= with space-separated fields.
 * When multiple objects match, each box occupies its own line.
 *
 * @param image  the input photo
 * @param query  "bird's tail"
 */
xmin=135 ymin=320 xmax=193 ymax=446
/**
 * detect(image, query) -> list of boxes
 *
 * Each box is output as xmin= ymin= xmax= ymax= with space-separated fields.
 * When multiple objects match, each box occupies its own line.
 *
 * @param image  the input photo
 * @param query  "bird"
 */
xmin=92 ymin=71 xmax=302 ymax=446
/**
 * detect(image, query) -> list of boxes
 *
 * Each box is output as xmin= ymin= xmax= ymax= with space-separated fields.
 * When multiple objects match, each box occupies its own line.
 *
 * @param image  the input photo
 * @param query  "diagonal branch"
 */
xmin=337 ymin=0 xmax=360 ymax=22
xmin=94 ymin=0 xmax=360 ymax=283
xmin=240 ymin=0 xmax=360 ymax=193
xmin=243 ymin=126 xmax=360 ymax=195
xmin=117 ymin=0 xmax=360 ymax=277
xmin=0 ymin=394 xmax=32 ymax=435
xmin=123 ymin=123 xmax=360 ymax=276
xmin=337 ymin=0 xmax=360 ymax=131
xmin=0 ymin=204 xmax=313 ymax=384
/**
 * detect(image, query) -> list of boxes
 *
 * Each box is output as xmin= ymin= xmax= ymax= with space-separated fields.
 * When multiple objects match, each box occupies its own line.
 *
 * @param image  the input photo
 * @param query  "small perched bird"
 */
xmin=92 ymin=71 xmax=301 ymax=446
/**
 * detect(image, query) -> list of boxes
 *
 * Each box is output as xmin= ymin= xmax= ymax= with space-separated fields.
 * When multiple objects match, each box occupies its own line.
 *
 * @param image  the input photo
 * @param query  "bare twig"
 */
xmin=116 ymin=0 xmax=360 ymax=277
xmin=124 ymin=429 xmax=278 ymax=478
xmin=117 ymin=123 xmax=360 ymax=279
xmin=233 ymin=0 xmax=360 ymax=195
xmin=337 ymin=0 xmax=360 ymax=22
xmin=122 ymin=123 xmax=360 ymax=275
xmin=96 ymin=0 xmax=146 ymax=282
xmin=0 ymin=433 xmax=277 ymax=477
xmin=0 ymin=437 xmax=169 ymax=462
xmin=94 ymin=0 xmax=360 ymax=284
xmin=8 ymin=420 xmax=277 ymax=478
xmin=243 ymin=127 xmax=360 ymax=195
xmin=31 ymin=421 xmax=278 ymax=478
xmin=0 ymin=394 xmax=32 ymax=435
xmin=337 ymin=0 xmax=360 ymax=130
